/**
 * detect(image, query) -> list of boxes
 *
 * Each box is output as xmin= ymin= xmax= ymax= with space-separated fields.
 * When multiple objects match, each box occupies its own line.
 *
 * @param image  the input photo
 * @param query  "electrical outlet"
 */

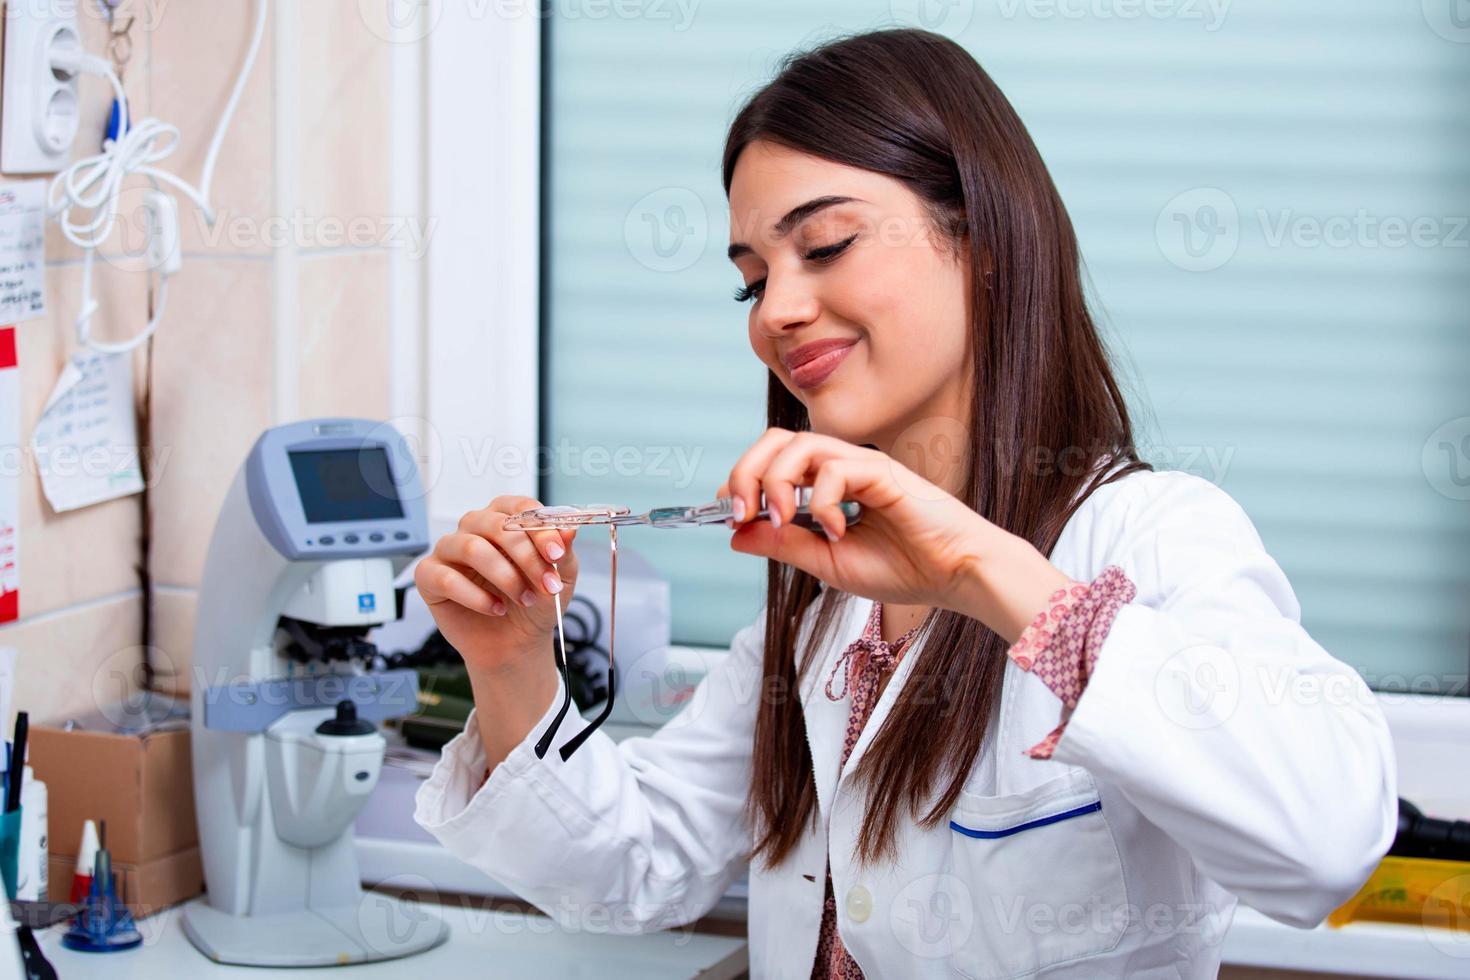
xmin=1 ymin=0 xmax=83 ymax=174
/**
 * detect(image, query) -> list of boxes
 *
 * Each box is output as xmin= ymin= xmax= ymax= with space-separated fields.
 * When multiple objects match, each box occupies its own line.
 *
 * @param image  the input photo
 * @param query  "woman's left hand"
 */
xmin=721 ymin=429 xmax=1070 ymax=641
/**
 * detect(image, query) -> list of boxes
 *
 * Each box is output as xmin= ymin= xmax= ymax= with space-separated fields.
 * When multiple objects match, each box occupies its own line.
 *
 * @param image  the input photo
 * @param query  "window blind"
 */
xmin=544 ymin=1 xmax=1470 ymax=691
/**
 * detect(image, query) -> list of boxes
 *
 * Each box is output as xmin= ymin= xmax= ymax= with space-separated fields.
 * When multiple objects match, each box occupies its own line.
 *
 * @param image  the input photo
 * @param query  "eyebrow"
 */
xmin=726 ymin=195 xmax=862 ymax=261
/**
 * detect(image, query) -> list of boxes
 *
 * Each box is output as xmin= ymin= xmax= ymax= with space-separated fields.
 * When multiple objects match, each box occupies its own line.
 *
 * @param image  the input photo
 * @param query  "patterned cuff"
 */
xmin=1006 ymin=565 xmax=1137 ymax=759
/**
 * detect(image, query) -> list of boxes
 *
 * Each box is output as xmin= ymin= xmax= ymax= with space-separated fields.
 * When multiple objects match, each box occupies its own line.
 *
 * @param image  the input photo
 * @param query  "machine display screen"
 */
xmin=288 ymin=448 xmax=405 ymax=524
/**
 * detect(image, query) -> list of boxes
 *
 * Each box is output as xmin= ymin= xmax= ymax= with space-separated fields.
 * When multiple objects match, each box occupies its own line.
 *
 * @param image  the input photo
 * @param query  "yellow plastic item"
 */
xmin=1329 ymin=855 xmax=1470 ymax=931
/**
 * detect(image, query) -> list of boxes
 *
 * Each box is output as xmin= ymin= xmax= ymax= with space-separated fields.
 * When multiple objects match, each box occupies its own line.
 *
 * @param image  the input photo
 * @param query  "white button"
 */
xmin=845 ymin=884 xmax=872 ymax=924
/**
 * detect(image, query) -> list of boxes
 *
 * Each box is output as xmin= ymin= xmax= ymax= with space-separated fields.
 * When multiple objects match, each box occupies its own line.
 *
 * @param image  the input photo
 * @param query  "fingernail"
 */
xmin=520 ymin=590 xmax=537 ymax=607
xmin=491 ymin=600 xmax=507 ymax=615
xmin=543 ymin=572 xmax=563 ymax=595
xmin=546 ymin=541 xmax=565 ymax=560
xmin=770 ymin=509 xmax=782 ymax=529
xmin=733 ymin=497 xmax=746 ymax=522
xmin=824 ymin=525 xmax=839 ymax=543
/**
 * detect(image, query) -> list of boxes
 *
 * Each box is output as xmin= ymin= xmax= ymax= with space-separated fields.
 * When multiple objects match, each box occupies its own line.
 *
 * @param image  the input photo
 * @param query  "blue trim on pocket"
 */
xmin=949 ymin=800 xmax=1102 ymax=839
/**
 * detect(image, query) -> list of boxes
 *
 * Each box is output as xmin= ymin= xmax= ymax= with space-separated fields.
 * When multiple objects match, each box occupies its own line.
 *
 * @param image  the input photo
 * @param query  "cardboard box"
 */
xmin=46 ymin=847 xmax=202 ymax=918
xmin=28 ymin=725 xmax=202 ymax=914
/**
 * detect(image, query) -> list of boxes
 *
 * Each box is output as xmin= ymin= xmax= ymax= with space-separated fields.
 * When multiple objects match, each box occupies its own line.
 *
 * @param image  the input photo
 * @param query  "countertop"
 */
xmin=35 ymin=900 xmax=749 ymax=979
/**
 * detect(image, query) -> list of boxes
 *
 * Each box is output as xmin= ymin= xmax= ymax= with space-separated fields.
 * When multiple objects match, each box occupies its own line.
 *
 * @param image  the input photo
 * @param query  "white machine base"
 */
xmin=181 ymin=896 xmax=448 ymax=967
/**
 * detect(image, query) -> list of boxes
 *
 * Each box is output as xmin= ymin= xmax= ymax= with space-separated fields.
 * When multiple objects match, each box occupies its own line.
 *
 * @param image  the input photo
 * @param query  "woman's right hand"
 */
xmin=414 ymin=495 xmax=579 ymax=673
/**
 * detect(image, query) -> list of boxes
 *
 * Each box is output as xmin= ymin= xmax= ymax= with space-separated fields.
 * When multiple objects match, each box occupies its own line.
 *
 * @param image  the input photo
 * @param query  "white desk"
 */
xmin=36 ymin=903 xmax=749 ymax=979
xmin=358 ymin=688 xmax=1470 ymax=979
xmin=1221 ymin=907 xmax=1470 ymax=980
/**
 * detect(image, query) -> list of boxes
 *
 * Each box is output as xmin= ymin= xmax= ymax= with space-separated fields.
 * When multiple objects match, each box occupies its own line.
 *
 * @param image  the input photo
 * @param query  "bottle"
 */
xmin=15 ymin=767 xmax=46 ymax=902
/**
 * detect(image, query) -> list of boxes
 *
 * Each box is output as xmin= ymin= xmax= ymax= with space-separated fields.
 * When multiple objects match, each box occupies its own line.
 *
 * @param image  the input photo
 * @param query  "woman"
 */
xmin=414 ymin=29 xmax=1395 ymax=978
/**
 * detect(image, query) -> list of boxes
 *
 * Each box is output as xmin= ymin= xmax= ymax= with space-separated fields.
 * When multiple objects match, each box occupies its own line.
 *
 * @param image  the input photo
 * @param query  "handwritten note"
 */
xmin=31 ymin=349 xmax=144 ymax=513
xmin=0 ymin=182 xmax=46 ymax=325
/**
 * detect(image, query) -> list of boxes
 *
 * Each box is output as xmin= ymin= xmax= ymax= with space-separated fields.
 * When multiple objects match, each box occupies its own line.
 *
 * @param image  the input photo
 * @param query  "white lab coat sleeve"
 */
xmin=413 ymin=615 xmax=763 ymax=934
xmin=1049 ymin=473 xmax=1397 ymax=928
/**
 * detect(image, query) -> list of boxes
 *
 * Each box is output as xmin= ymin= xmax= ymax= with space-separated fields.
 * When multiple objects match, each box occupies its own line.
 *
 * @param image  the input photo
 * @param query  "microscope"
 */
xmin=181 ymin=419 xmax=448 ymax=966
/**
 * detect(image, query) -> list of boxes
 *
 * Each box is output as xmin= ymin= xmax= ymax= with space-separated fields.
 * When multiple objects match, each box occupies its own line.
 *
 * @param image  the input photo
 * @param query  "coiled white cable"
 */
xmin=47 ymin=0 xmax=268 ymax=353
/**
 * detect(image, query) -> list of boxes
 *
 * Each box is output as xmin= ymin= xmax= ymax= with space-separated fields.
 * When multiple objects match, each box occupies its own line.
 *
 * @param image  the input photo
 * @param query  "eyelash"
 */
xmin=732 ymin=280 xmax=763 ymax=304
xmin=733 ymin=233 xmax=859 ymax=303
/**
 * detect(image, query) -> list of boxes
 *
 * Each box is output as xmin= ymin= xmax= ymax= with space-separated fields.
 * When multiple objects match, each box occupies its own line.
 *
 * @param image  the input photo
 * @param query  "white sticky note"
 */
xmin=0 ymin=183 xmax=47 ymax=324
xmin=31 ymin=350 xmax=144 ymax=513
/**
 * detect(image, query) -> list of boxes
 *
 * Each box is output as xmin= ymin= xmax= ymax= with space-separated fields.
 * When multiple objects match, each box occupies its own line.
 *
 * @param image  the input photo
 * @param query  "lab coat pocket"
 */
xmin=946 ymin=768 xmax=1129 ymax=979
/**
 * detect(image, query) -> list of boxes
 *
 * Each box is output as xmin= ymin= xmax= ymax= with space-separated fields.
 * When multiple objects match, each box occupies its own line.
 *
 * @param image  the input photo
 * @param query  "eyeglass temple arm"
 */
xmin=534 ymin=561 xmax=575 ymax=759
xmin=533 ymin=671 xmax=574 ymax=759
xmin=559 ymin=528 xmax=617 ymax=761
xmin=558 ymin=663 xmax=614 ymax=761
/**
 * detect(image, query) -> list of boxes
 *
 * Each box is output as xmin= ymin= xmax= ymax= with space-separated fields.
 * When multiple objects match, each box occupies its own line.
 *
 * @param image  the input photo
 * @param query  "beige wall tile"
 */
xmin=0 ymin=2 xmax=411 ymax=731
xmin=147 ymin=0 xmax=275 ymax=256
xmin=12 ymin=265 xmax=148 ymax=618
xmin=0 ymin=593 xmax=143 ymax=730
xmin=296 ymin=250 xmax=391 ymax=421
xmin=0 ymin=4 xmax=152 ymax=263
xmin=296 ymin=1 xmax=391 ymax=239
xmin=148 ymin=259 xmax=273 ymax=588
xmin=149 ymin=588 xmax=195 ymax=697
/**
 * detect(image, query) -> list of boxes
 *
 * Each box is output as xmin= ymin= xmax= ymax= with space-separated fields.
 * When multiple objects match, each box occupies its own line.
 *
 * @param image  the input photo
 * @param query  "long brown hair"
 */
xmin=723 ymin=28 xmax=1150 ymax=867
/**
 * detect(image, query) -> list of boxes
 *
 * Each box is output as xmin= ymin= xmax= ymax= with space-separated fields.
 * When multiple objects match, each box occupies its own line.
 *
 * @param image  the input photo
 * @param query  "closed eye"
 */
xmin=732 ymin=233 xmax=857 ymax=303
xmin=733 ymin=278 xmax=766 ymax=303
xmin=804 ymin=233 xmax=858 ymax=262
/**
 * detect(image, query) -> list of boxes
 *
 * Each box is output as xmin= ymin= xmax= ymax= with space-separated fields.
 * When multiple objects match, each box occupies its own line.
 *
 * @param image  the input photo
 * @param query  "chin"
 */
xmin=803 ymin=399 xmax=878 ymax=446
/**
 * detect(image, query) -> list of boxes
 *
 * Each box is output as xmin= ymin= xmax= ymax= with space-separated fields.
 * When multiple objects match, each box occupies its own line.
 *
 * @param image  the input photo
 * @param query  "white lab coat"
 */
xmin=415 ymin=470 xmax=1397 ymax=978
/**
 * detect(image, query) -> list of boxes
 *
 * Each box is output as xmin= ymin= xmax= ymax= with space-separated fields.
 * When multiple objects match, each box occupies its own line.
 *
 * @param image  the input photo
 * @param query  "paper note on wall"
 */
xmin=0 ymin=183 xmax=46 ymax=324
xmin=31 ymin=350 xmax=144 ymax=513
xmin=0 ymin=327 xmax=17 ymax=623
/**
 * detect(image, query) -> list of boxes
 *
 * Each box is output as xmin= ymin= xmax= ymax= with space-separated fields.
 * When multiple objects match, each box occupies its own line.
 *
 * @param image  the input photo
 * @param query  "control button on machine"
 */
xmin=368 ymin=532 xmax=384 ymax=543
xmin=343 ymin=533 xmax=360 ymax=544
xmin=318 ymin=535 xmax=335 ymax=545
xmin=393 ymin=531 xmax=409 ymax=541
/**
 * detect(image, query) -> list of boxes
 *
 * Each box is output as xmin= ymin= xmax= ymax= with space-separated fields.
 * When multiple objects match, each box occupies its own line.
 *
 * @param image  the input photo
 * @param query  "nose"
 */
xmin=753 ymin=271 xmax=820 ymax=339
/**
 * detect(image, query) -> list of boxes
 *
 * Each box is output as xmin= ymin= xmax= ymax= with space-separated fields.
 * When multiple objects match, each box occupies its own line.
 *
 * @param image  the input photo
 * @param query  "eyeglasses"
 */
xmin=503 ymin=491 xmax=860 ymax=533
xmin=508 ymin=493 xmax=861 ymax=760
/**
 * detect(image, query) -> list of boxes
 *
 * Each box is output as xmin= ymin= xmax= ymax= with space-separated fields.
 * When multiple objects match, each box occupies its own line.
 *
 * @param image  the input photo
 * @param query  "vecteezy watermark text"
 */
xmin=460 ymin=437 xmax=704 ymax=489
xmin=996 ymin=0 xmax=1231 ymax=31
xmin=1157 ymin=188 xmax=1469 ymax=272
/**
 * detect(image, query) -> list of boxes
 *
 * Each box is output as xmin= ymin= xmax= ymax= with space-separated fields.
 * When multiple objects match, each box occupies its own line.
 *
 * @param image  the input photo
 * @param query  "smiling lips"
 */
xmin=783 ymin=338 xmax=858 ymax=389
